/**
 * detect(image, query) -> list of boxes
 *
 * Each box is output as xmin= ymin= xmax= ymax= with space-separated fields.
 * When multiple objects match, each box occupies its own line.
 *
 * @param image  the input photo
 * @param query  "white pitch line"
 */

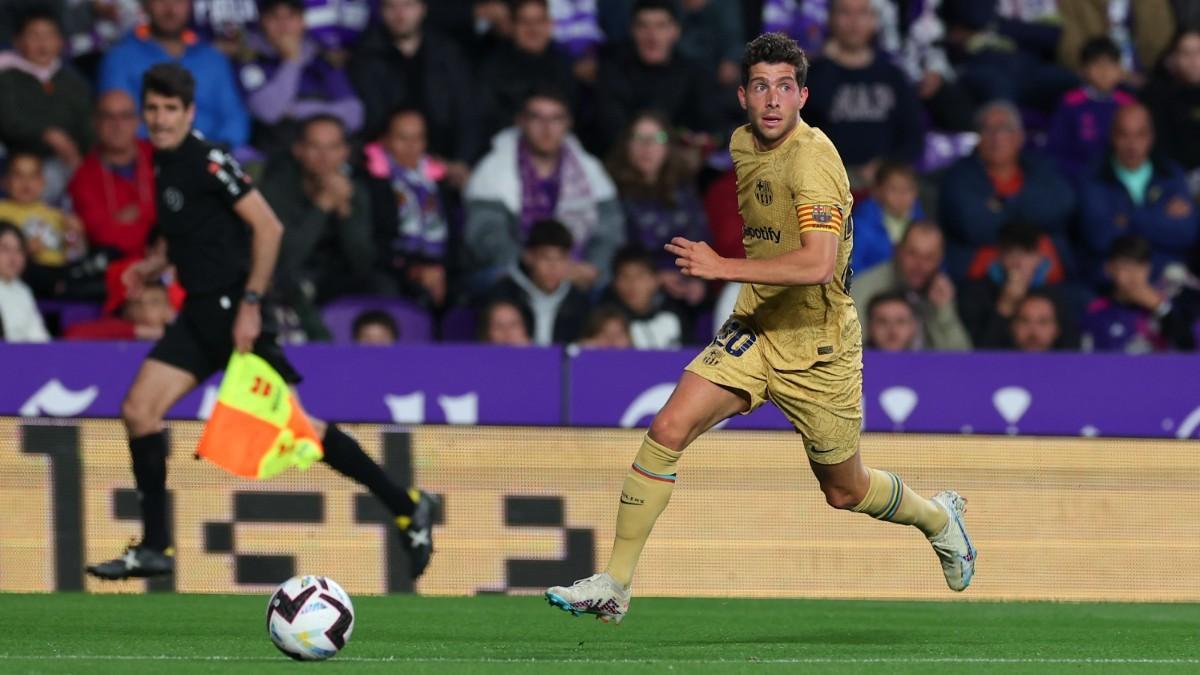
xmin=1 ymin=655 xmax=1198 ymax=665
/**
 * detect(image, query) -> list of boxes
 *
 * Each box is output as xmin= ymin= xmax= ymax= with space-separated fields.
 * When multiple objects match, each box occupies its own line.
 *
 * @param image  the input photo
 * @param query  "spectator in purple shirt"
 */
xmin=1082 ymin=234 xmax=1198 ymax=352
xmin=237 ymin=0 xmax=363 ymax=154
xmin=1047 ymin=37 xmax=1137 ymax=179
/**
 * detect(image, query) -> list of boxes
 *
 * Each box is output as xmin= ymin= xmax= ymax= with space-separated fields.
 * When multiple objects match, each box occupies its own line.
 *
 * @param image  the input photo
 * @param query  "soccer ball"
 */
xmin=266 ymin=575 xmax=355 ymax=661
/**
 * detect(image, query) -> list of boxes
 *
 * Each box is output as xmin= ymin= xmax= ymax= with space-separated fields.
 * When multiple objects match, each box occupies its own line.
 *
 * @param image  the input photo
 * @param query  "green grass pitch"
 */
xmin=0 ymin=594 xmax=1196 ymax=673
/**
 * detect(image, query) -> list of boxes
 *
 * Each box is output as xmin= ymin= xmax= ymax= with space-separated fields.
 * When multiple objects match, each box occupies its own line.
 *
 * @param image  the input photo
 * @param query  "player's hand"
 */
xmin=927 ymin=273 xmax=955 ymax=308
xmin=665 ymin=237 xmax=726 ymax=281
xmin=233 ymin=302 xmax=261 ymax=353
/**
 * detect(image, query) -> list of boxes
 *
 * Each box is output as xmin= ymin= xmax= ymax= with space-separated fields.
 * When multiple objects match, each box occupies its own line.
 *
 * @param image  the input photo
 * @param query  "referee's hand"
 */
xmin=233 ymin=302 xmax=261 ymax=353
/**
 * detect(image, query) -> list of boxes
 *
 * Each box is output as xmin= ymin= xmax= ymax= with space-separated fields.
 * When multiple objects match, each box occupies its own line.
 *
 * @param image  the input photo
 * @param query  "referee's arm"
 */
xmin=235 ymin=191 xmax=284 ymax=297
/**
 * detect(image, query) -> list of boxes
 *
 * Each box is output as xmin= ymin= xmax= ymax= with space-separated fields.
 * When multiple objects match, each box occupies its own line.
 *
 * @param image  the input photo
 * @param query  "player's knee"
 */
xmin=647 ymin=411 xmax=694 ymax=451
xmin=821 ymin=483 xmax=864 ymax=510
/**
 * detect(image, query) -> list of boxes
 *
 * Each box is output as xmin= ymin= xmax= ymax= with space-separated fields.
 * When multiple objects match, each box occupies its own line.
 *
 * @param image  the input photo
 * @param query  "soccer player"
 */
xmin=86 ymin=64 xmax=437 ymax=581
xmin=546 ymin=33 xmax=975 ymax=623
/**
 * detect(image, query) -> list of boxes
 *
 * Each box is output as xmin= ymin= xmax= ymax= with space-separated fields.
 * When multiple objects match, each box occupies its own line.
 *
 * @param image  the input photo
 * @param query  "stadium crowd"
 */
xmin=1 ymin=0 xmax=1200 ymax=354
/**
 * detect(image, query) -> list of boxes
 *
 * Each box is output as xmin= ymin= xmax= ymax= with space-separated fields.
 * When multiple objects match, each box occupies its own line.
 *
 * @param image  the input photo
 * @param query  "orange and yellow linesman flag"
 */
xmin=196 ymin=352 xmax=323 ymax=479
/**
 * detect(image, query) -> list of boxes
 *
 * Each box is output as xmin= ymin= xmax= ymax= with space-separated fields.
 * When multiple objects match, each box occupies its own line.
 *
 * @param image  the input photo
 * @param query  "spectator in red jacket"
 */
xmin=67 ymin=90 xmax=156 ymax=261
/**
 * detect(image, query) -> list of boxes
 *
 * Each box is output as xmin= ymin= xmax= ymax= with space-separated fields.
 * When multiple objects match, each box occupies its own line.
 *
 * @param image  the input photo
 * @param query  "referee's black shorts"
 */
xmin=147 ymin=290 xmax=302 ymax=385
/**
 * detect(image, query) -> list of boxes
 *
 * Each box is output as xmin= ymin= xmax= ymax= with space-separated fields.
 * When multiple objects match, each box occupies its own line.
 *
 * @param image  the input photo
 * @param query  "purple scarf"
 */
xmin=517 ymin=140 xmax=564 ymax=236
xmin=389 ymin=157 xmax=447 ymax=260
xmin=761 ymin=0 xmax=829 ymax=54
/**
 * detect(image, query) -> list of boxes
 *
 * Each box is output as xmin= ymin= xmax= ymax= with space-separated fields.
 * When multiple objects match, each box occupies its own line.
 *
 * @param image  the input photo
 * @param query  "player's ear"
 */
xmin=185 ymin=103 xmax=197 ymax=127
xmin=737 ymin=86 xmax=747 ymax=111
xmin=797 ymin=86 xmax=809 ymax=110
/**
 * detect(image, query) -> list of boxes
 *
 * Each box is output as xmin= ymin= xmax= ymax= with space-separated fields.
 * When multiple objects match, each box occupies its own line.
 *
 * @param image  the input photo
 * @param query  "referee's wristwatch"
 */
xmin=242 ymin=290 xmax=263 ymax=306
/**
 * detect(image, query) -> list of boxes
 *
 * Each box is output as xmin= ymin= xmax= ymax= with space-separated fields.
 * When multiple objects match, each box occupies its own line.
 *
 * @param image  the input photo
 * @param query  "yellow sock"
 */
xmin=605 ymin=435 xmax=682 ymax=588
xmin=852 ymin=468 xmax=948 ymax=537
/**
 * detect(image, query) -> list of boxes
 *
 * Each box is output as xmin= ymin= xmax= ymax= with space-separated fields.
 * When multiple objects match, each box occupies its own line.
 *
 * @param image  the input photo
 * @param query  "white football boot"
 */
xmin=545 ymin=573 xmax=631 ymax=624
xmin=928 ymin=490 xmax=977 ymax=591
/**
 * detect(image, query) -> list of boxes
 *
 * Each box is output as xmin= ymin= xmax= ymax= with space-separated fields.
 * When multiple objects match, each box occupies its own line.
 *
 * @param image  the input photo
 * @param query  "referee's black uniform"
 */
xmin=148 ymin=131 xmax=299 ymax=383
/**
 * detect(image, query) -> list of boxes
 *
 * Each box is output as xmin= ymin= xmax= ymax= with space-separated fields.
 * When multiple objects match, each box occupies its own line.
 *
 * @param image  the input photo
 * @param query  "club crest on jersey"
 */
xmin=754 ymin=178 xmax=772 ymax=206
xmin=163 ymin=187 xmax=184 ymax=212
xmin=811 ymin=205 xmax=833 ymax=223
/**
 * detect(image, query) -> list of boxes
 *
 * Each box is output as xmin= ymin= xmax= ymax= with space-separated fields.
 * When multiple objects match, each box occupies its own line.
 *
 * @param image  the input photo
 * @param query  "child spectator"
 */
xmin=479 ymin=297 xmax=534 ymax=347
xmin=959 ymin=221 xmax=1076 ymax=350
xmin=64 ymin=280 xmax=176 ymax=341
xmin=1082 ymin=234 xmax=1198 ymax=352
xmin=352 ymin=309 xmax=401 ymax=346
xmin=603 ymin=245 xmax=685 ymax=350
xmin=577 ymin=305 xmax=634 ymax=349
xmin=0 ymin=221 xmax=49 ymax=342
xmin=488 ymin=219 xmax=590 ymax=345
xmin=850 ymin=161 xmax=924 ymax=274
xmin=1047 ymin=37 xmax=1137 ymax=178
xmin=0 ymin=152 xmax=86 ymax=297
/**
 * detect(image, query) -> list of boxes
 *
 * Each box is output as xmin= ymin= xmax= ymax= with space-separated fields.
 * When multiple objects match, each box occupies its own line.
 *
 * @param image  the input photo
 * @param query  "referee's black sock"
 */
xmin=129 ymin=431 xmax=170 ymax=552
xmin=321 ymin=424 xmax=416 ymax=517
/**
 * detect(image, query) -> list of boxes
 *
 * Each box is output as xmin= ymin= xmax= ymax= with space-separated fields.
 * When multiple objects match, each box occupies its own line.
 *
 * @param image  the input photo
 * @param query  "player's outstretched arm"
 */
xmin=665 ymin=231 xmax=838 ymax=286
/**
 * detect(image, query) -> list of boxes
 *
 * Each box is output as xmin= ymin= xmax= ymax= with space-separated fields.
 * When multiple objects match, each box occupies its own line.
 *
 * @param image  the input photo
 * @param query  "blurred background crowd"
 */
xmin=2 ymin=0 xmax=1200 ymax=355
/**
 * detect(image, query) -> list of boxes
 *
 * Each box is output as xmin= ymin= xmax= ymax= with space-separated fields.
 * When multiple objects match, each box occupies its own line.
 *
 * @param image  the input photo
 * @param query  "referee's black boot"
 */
xmin=396 ymin=490 xmax=438 ymax=579
xmin=86 ymin=543 xmax=175 ymax=580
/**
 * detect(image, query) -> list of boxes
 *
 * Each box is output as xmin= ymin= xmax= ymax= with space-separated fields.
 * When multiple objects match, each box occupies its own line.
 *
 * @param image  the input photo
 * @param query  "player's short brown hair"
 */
xmin=742 ymin=32 xmax=808 ymax=88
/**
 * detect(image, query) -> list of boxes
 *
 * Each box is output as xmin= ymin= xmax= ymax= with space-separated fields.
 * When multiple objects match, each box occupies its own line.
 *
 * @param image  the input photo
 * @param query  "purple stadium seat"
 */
xmin=440 ymin=306 xmax=478 ymax=342
xmin=321 ymin=297 xmax=433 ymax=344
xmin=37 ymin=300 xmax=103 ymax=334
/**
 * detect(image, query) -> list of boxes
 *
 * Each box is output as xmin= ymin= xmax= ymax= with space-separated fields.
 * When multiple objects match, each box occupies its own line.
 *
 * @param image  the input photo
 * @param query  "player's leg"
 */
xmin=546 ymin=371 xmax=756 ymax=623
xmin=810 ymin=449 xmax=975 ymax=591
xmin=778 ymin=349 xmax=976 ymax=591
xmin=606 ymin=371 xmax=750 ymax=586
xmin=810 ymin=449 xmax=945 ymax=534
xmin=87 ymin=358 xmax=198 ymax=579
xmin=305 ymin=414 xmax=436 ymax=579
